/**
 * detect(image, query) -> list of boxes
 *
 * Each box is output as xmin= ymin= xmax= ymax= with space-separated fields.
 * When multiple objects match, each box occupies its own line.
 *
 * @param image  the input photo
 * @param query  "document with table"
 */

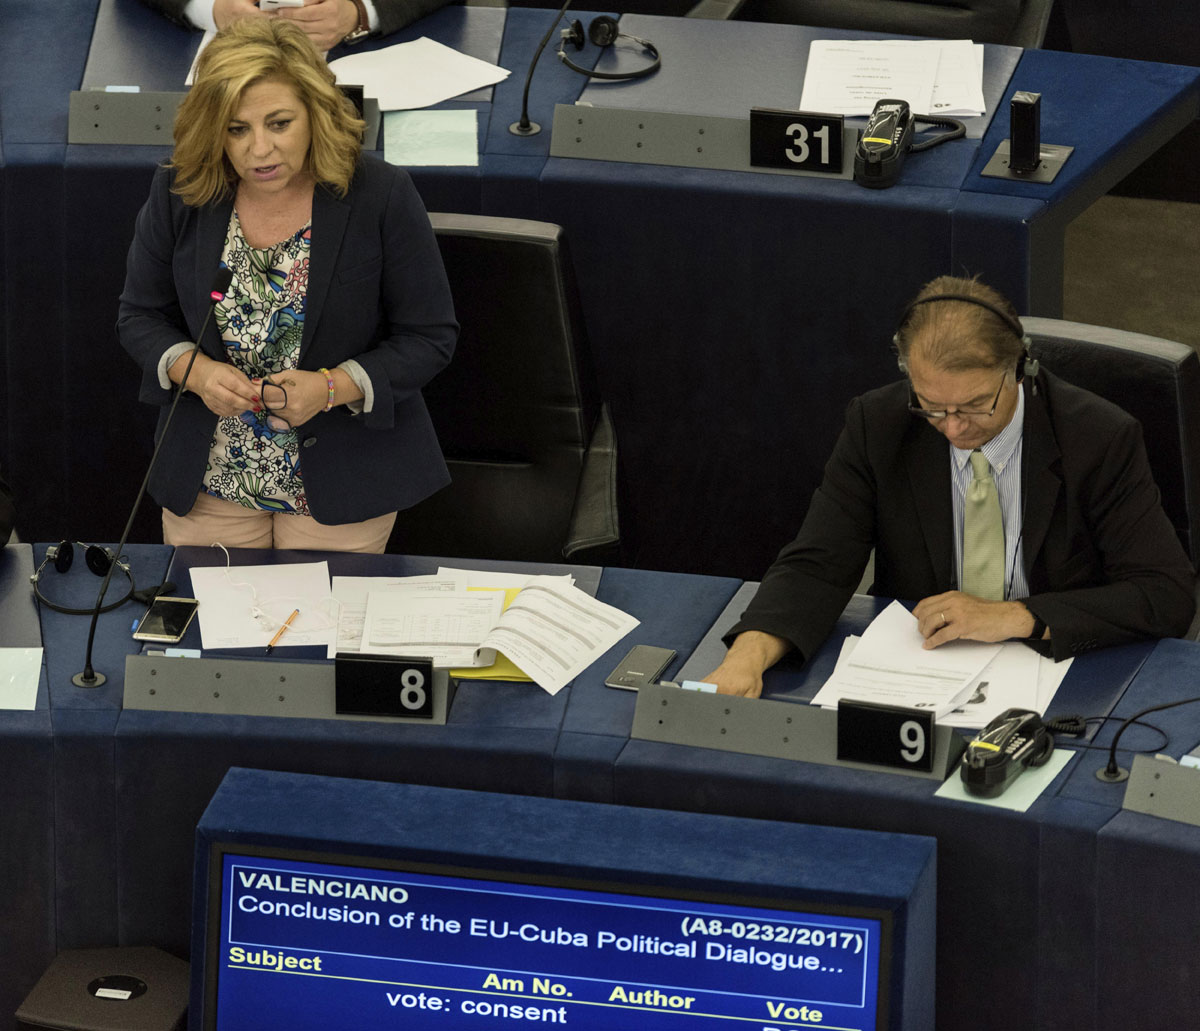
xmin=190 ymin=562 xmax=639 ymax=695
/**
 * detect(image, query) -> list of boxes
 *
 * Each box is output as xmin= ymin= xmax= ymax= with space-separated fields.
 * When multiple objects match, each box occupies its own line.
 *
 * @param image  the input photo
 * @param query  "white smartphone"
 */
xmin=259 ymin=0 xmax=305 ymax=9
xmin=604 ymin=645 xmax=676 ymax=691
xmin=132 ymin=597 xmax=200 ymax=644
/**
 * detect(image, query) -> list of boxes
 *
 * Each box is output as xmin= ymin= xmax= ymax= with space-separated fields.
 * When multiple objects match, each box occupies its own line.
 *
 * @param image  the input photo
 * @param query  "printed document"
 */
xmin=332 ymin=574 xmax=465 ymax=658
xmin=811 ymin=600 xmax=1000 ymax=717
xmin=363 ymin=589 xmax=505 ymax=668
xmin=800 ymin=39 xmax=985 ymax=118
xmin=474 ymin=576 xmax=639 ymax=695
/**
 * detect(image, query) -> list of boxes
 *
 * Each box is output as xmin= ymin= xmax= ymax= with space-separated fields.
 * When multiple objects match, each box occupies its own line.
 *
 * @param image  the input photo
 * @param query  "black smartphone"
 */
xmin=132 ymin=597 xmax=200 ymax=644
xmin=604 ymin=645 xmax=676 ymax=691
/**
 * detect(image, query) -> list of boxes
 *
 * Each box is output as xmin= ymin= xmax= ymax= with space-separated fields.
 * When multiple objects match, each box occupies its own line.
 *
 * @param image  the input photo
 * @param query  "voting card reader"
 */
xmin=960 ymin=708 xmax=1054 ymax=797
xmin=854 ymin=99 xmax=966 ymax=189
xmin=854 ymin=100 xmax=914 ymax=188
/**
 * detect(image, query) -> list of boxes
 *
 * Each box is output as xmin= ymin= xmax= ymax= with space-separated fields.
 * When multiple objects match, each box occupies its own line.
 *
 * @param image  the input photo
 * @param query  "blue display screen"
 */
xmin=210 ymin=850 xmax=887 ymax=1030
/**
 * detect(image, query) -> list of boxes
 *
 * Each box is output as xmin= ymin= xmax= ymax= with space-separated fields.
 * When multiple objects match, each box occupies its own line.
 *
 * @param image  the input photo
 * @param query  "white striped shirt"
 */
xmin=950 ymin=386 xmax=1029 ymax=599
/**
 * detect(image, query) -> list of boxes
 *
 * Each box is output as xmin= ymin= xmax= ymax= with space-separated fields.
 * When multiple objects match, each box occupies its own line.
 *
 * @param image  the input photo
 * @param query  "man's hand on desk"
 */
xmin=704 ymin=630 xmax=793 ymax=699
xmin=212 ymin=0 xmax=271 ymax=30
xmin=276 ymin=0 xmax=361 ymax=50
xmin=913 ymin=591 xmax=1045 ymax=649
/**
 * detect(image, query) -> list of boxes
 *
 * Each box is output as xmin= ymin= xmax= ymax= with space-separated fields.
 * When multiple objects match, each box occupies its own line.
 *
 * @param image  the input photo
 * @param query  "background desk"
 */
xmin=10 ymin=541 xmax=1200 ymax=1029
xmin=2 ymin=2 xmax=1198 ymax=577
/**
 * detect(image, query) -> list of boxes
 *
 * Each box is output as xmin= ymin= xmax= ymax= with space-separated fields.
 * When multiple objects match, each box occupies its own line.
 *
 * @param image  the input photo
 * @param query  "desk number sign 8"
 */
xmin=750 ymin=109 xmax=845 ymax=174
xmin=836 ymin=700 xmax=935 ymax=773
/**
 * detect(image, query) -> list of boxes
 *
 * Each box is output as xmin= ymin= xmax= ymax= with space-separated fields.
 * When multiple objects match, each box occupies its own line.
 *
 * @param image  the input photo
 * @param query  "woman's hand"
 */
xmin=169 ymin=350 xmax=258 ymax=418
xmin=255 ymin=370 xmax=332 ymax=430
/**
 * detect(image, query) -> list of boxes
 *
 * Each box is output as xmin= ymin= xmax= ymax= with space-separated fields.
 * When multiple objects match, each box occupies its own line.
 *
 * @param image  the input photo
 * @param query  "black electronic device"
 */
xmin=1009 ymin=91 xmax=1042 ymax=173
xmin=960 ymin=708 xmax=1054 ymax=797
xmin=854 ymin=99 xmax=966 ymax=189
xmin=29 ymin=540 xmax=136 ymax=616
xmin=604 ymin=644 xmax=676 ymax=690
xmin=854 ymin=100 xmax=914 ymax=188
xmin=132 ymin=596 xmax=200 ymax=644
xmin=557 ymin=15 xmax=660 ymax=81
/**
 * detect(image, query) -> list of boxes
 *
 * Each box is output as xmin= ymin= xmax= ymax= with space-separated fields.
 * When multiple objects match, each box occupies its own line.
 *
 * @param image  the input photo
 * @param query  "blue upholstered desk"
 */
xmin=3 ymin=1 xmax=1198 ymax=579
xmin=10 ymin=541 xmax=1200 ymax=1029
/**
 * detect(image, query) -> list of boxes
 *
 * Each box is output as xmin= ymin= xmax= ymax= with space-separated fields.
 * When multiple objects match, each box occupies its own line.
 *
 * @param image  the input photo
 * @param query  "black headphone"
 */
xmin=557 ymin=16 xmax=661 ymax=81
xmin=894 ymin=293 xmax=1039 ymax=386
xmin=30 ymin=541 xmax=136 ymax=615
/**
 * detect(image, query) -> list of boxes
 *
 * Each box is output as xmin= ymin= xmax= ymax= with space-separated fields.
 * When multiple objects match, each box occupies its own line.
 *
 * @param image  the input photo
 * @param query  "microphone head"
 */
xmin=210 ymin=266 xmax=234 ymax=301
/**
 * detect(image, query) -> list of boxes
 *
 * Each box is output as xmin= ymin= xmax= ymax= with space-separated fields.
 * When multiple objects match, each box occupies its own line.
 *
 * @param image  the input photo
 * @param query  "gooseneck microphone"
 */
xmin=1095 ymin=694 xmax=1200 ymax=782
xmin=509 ymin=0 xmax=573 ymax=137
xmin=73 ymin=267 xmax=233 ymax=688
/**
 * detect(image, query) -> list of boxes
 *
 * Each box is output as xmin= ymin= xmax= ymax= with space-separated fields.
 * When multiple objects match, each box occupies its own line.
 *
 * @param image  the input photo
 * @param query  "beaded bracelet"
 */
xmin=318 ymin=367 xmax=335 ymax=412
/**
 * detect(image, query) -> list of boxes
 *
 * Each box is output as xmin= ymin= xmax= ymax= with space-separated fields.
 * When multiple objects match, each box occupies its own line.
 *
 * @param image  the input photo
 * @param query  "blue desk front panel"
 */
xmin=556 ymin=566 xmax=742 ymax=802
xmin=111 ymin=547 xmax=594 ymax=955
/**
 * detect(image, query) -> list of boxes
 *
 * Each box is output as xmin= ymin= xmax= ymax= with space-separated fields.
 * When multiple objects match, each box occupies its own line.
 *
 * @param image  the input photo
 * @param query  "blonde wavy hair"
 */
xmin=169 ymin=17 xmax=365 ymax=206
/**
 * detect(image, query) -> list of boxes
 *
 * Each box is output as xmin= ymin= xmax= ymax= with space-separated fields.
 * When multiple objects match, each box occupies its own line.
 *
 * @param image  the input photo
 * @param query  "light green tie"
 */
xmin=962 ymin=450 xmax=1005 ymax=600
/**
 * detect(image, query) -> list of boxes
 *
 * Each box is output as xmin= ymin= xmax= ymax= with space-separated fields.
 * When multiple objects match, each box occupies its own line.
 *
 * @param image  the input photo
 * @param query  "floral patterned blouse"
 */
xmin=203 ymin=211 xmax=312 ymax=515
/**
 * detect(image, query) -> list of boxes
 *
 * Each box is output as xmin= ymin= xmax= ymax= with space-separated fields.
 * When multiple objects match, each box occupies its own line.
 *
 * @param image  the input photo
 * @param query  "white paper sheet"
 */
xmin=437 ymin=567 xmax=576 ymax=590
xmin=940 ymin=643 xmax=1042 ymax=729
xmin=800 ymin=40 xmax=939 ymax=117
xmin=812 ymin=601 xmax=1000 ymax=717
xmin=362 ymin=589 xmax=504 ymax=668
xmin=190 ymin=562 xmax=335 ymax=651
xmin=0 ymin=647 xmax=43 ymax=710
xmin=479 ymin=576 xmax=639 ymax=695
xmin=332 ymin=574 xmax=465 ymax=657
xmin=329 ymin=37 xmax=509 ymax=111
xmin=800 ymin=39 xmax=985 ymax=118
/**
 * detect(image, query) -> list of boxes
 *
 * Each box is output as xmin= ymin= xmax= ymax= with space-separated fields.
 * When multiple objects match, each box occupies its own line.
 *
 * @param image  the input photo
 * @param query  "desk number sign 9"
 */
xmin=750 ymin=109 xmax=845 ymax=174
xmin=836 ymin=699 xmax=935 ymax=773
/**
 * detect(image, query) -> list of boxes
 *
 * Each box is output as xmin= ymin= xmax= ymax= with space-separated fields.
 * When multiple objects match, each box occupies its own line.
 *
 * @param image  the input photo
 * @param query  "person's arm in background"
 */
xmin=373 ymin=0 xmax=453 ymax=36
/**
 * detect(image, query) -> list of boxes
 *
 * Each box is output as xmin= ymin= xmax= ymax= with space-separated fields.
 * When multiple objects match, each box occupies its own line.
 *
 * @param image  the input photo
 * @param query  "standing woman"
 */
xmin=118 ymin=17 xmax=456 ymax=552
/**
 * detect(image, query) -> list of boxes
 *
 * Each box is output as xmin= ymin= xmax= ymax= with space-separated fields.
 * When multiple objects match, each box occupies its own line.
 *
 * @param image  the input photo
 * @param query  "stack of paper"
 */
xmin=338 ymin=569 xmax=639 ymax=696
xmin=811 ymin=601 xmax=1071 ymax=727
xmin=799 ymin=39 xmax=986 ymax=118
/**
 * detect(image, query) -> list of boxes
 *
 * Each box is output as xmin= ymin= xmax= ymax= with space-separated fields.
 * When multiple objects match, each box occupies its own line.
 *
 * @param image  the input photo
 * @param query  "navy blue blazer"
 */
xmin=117 ymin=155 xmax=458 ymax=524
xmin=729 ymin=370 xmax=1195 ymax=661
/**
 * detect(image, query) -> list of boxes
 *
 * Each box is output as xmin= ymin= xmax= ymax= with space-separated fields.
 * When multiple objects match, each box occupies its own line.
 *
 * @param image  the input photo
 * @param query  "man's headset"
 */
xmin=894 ymin=293 xmax=1039 ymax=387
xmin=557 ymin=15 xmax=661 ymax=81
xmin=30 ymin=541 xmax=136 ymax=615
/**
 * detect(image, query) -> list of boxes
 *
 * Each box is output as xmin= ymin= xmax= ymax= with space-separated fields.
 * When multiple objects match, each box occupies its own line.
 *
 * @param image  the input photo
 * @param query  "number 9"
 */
xmin=899 ymin=720 xmax=926 ymax=763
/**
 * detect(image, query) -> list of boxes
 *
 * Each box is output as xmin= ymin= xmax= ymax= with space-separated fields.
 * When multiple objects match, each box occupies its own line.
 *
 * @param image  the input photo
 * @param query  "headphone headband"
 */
xmin=557 ymin=16 xmax=661 ymax=82
xmin=30 ymin=541 xmax=136 ymax=616
xmin=898 ymin=293 xmax=1026 ymax=343
xmin=894 ymin=291 xmax=1039 ymax=388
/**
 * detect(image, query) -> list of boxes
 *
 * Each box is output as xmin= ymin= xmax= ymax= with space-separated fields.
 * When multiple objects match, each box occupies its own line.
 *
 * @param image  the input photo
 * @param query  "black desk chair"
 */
xmin=1023 ymin=319 xmax=1200 ymax=635
xmin=388 ymin=214 xmax=619 ymax=564
xmin=687 ymin=0 xmax=1054 ymax=48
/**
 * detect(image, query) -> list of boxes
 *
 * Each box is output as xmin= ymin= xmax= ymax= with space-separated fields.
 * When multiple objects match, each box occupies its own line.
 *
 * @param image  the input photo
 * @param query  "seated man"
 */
xmin=141 ymin=0 xmax=449 ymax=51
xmin=708 ymin=275 xmax=1196 ymax=698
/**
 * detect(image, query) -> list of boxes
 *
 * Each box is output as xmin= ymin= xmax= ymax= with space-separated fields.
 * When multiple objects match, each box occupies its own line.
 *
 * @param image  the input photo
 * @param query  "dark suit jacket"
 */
xmin=739 ymin=0 xmax=1022 ymax=46
xmin=728 ymin=370 xmax=1196 ymax=662
xmin=117 ymin=154 xmax=458 ymax=524
xmin=140 ymin=0 xmax=452 ymax=37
